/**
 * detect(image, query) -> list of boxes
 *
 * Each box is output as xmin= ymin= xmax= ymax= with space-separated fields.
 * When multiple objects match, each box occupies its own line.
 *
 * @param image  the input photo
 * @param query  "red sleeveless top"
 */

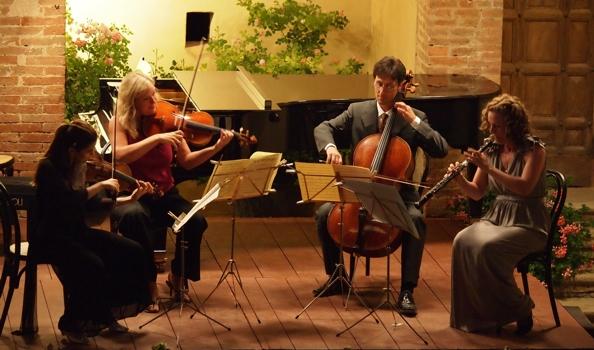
xmin=126 ymin=134 xmax=175 ymax=193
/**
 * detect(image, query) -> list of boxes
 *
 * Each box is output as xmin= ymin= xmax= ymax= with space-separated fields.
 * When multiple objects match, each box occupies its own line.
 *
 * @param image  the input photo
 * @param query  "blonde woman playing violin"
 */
xmin=109 ymin=71 xmax=233 ymax=312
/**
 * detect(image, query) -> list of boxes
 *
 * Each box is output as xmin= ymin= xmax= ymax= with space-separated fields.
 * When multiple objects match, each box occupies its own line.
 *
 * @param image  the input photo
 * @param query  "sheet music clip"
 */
xmin=170 ymin=182 xmax=221 ymax=234
xmin=167 ymin=211 xmax=185 ymax=225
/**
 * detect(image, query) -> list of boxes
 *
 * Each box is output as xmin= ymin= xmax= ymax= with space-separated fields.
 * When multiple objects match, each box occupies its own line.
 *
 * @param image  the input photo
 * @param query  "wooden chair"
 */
xmin=0 ymin=155 xmax=14 ymax=177
xmin=0 ymin=181 xmax=29 ymax=334
xmin=516 ymin=169 xmax=567 ymax=327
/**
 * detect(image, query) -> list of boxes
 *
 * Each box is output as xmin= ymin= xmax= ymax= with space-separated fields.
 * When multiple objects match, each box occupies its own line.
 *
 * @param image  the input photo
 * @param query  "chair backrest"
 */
xmin=543 ymin=170 xmax=567 ymax=259
xmin=0 ymin=181 xmax=22 ymax=258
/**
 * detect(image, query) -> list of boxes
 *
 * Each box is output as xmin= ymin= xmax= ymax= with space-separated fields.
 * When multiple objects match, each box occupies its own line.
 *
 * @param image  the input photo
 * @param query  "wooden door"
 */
xmin=501 ymin=0 xmax=593 ymax=185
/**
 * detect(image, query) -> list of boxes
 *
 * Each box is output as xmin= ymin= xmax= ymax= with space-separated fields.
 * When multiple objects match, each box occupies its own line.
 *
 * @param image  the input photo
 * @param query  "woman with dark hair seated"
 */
xmin=33 ymin=120 xmax=152 ymax=344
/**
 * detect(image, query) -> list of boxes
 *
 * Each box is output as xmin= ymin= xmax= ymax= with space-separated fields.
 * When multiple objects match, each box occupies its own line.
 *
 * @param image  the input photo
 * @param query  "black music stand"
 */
xmin=139 ymin=183 xmax=230 ymax=331
xmin=196 ymin=152 xmax=283 ymax=324
xmin=335 ymin=179 xmax=427 ymax=344
xmin=292 ymin=163 xmax=378 ymax=320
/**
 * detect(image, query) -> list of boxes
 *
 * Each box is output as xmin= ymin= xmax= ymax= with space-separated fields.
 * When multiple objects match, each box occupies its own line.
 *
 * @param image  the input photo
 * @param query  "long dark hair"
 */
xmin=35 ymin=120 xmax=97 ymax=183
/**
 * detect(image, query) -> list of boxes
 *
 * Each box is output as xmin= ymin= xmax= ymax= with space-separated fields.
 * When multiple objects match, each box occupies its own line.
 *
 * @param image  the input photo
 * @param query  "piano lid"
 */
xmin=173 ymin=70 xmax=273 ymax=113
xmin=173 ymin=70 xmax=500 ymax=111
xmin=248 ymin=73 xmax=500 ymax=106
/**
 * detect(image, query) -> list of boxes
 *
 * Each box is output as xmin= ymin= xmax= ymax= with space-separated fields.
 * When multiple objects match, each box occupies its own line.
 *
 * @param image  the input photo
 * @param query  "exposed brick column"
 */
xmin=0 ymin=0 xmax=65 ymax=176
xmin=416 ymin=0 xmax=503 ymax=83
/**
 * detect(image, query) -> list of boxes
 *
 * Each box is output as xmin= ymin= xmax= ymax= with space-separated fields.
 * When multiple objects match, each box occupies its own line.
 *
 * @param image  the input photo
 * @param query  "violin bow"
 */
xmin=111 ymin=86 xmax=119 ymax=180
xmin=180 ymin=37 xmax=207 ymax=119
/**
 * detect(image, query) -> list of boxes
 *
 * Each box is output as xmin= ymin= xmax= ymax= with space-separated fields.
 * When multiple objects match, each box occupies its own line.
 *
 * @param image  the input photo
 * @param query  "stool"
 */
xmin=0 ymin=155 xmax=14 ymax=177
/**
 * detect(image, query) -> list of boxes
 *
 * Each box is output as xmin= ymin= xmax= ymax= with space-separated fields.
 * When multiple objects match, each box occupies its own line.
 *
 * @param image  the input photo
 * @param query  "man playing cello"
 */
xmin=312 ymin=56 xmax=449 ymax=317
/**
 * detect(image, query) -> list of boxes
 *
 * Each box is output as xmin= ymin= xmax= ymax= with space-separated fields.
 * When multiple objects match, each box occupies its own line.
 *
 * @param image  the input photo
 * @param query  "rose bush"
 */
xmin=65 ymin=11 xmax=132 ymax=119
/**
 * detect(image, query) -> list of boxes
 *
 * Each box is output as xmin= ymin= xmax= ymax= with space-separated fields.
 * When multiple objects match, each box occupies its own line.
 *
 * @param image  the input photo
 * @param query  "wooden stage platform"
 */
xmin=1 ymin=217 xmax=593 ymax=349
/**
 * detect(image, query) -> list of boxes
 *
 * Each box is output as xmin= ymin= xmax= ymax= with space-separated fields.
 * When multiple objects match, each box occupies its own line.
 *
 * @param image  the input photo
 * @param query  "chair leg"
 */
xmin=365 ymin=257 xmax=370 ymax=276
xmin=521 ymin=271 xmax=530 ymax=296
xmin=0 ymin=263 xmax=9 ymax=301
xmin=0 ymin=278 xmax=16 ymax=335
xmin=349 ymin=254 xmax=356 ymax=283
xmin=545 ymin=271 xmax=561 ymax=327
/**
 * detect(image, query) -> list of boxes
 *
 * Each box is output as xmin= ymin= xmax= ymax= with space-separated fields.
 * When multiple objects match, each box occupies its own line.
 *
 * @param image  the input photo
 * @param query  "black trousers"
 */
xmin=47 ymin=228 xmax=151 ymax=331
xmin=315 ymin=201 xmax=427 ymax=291
xmin=112 ymin=187 xmax=207 ymax=281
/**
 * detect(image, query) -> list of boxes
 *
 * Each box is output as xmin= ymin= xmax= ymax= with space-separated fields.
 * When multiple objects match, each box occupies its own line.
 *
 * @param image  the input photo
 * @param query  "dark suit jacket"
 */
xmin=314 ymin=99 xmax=449 ymax=202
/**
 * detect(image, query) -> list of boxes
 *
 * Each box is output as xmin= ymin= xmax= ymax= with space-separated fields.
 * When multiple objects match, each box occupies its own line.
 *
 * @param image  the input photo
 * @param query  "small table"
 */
xmin=0 ymin=155 xmax=14 ymax=176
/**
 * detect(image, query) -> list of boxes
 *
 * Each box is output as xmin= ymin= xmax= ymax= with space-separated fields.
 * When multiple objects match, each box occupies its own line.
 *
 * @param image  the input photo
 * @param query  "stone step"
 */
xmin=561 ymin=305 xmax=594 ymax=337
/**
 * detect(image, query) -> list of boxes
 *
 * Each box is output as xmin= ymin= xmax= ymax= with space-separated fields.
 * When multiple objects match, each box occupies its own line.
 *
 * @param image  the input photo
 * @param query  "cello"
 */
xmin=326 ymin=87 xmax=415 ymax=258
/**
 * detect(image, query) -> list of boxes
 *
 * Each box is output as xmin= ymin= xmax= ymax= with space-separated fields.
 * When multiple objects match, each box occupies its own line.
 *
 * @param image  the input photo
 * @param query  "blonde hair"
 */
xmin=116 ymin=71 xmax=155 ymax=139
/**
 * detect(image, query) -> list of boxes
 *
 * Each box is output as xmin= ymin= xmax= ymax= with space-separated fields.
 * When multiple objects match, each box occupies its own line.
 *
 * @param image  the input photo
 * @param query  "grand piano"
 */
xmin=96 ymin=71 xmax=499 ymax=164
xmin=93 ymin=71 xmax=499 ymax=215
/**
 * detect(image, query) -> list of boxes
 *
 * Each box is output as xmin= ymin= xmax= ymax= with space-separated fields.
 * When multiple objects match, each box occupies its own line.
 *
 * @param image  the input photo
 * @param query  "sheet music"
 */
xmin=341 ymin=179 xmax=419 ymax=239
xmin=203 ymin=152 xmax=282 ymax=201
xmin=173 ymin=183 xmax=221 ymax=233
xmin=332 ymin=164 xmax=372 ymax=203
xmin=295 ymin=162 xmax=340 ymax=203
xmin=204 ymin=158 xmax=248 ymax=200
xmin=246 ymin=151 xmax=283 ymax=193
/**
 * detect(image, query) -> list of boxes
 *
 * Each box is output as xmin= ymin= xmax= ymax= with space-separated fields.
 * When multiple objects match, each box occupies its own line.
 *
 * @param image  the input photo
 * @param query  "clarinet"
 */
xmin=415 ymin=137 xmax=495 ymax=208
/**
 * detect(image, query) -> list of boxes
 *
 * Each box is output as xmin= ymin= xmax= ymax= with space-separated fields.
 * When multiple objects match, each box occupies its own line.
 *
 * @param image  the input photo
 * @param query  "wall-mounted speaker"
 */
xmin=186 ymin=12 xmax=213 ymax=46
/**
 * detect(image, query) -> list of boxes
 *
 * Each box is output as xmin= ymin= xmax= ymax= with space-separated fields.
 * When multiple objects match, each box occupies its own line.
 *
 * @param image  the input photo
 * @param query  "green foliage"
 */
xmin=152 ymin=342 xmax=169 ymax=350
xmin=147 ymin=49 xmax=195 ymax=79
xmin=65 ymin=10 xmax=132 ymax=119
xmin=207 ymin=0 xmax=364 ymax=75
xmin=333 ymin=58 xmax=365 ymax=75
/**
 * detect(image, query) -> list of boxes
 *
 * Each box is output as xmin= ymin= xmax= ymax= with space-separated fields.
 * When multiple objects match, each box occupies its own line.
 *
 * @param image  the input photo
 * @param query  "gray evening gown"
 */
xmin=450 ymin=137 xmax=550 ymax=332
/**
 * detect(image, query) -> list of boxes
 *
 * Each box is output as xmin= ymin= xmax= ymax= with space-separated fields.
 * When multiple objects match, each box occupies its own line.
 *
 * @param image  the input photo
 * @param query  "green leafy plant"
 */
xmin=148 ymin=49 xmax=195 ymax=78
xmin=65 ymin=10 xmax=132 ymax=119
xmin=207 ymin=0 xmax=364 ymax=75
xmin=152 ymin=342 xmax=169 ymax=350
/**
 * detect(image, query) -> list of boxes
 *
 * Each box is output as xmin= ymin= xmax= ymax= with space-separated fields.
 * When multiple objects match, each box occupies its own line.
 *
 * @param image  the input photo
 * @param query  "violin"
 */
xmin=84 ymin=158 xmax=161 ymax=227
xmin=142 ymin=100 xmax=258 ymax=147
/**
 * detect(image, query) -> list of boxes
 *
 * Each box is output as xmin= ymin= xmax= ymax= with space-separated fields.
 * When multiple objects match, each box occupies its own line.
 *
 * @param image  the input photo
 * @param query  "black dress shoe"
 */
xmin=397 ymin=290 xmax=417 ymax=317
xmin=312 ymin=279 xmax=345 ymax=297
xmin=515 ymin=313 xmax=533 ymax=336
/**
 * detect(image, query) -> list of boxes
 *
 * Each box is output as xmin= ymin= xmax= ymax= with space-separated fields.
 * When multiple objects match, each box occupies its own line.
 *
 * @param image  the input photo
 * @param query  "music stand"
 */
xmin=292 ymin=163 xmax=378 ymax=321
xmin=335 ymin=179 xmax=427 ymax=344
xmin=196 ymin=152 xmax=283 ymax=324
xmin=139 ymin=183 xmax=230 ymax=331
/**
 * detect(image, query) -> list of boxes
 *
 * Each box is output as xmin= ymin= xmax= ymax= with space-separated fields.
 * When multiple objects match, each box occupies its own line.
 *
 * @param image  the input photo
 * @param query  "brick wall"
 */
xmin=416 ymin=0 xmax=503 ymax=83
xmin=415 ymin=0 xmax=504 ymax=216
xmin=0 ymin=0 xmax=65 ymax=176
